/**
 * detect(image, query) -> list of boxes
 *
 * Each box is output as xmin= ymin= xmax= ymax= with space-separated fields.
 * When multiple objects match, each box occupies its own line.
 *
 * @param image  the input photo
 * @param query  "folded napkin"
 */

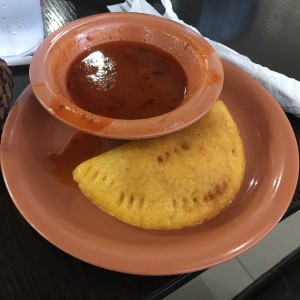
xmin=108 ymin=0 xmax=300 ymax=118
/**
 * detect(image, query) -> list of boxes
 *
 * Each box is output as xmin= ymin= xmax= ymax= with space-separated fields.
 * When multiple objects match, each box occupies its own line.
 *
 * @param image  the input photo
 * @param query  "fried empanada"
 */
xmin=73 ymin=100 xmax=245 ymax=229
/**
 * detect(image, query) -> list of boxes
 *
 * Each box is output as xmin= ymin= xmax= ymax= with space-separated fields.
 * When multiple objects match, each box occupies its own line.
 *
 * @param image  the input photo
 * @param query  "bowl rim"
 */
xmin=30 ymin=12 xmax=224 ymax=139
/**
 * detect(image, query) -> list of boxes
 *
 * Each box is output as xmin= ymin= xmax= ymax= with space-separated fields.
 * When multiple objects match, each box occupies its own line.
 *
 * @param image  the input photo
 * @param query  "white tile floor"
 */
xmin=164 ymin=210 xmax=300 ymax=300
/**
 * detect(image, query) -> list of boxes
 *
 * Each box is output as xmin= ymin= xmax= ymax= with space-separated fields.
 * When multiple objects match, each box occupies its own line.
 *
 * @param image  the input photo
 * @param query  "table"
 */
xmin=1 ymin=1 xmax=299 ymax=299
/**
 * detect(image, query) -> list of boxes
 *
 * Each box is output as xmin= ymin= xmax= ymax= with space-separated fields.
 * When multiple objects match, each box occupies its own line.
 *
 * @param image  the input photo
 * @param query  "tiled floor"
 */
xmin=164 ymin=210 xmax=300 ymax=300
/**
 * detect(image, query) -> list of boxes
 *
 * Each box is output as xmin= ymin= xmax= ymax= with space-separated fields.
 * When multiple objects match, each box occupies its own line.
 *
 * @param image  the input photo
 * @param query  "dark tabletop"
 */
xmin=1 ymin=1 xmax=300 ymax=299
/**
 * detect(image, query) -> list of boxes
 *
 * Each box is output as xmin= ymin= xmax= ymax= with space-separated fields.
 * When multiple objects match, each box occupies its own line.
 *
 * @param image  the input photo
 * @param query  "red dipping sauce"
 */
xmin=66 ymin=41 xmax=187 ymax=120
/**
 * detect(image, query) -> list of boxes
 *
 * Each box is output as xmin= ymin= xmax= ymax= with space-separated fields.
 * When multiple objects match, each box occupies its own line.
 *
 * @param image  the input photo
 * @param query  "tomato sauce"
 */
xmin=66 ymin=41 xmax=187 ymax=119
xmin=47 ymin=131 xmax=103 ymax=188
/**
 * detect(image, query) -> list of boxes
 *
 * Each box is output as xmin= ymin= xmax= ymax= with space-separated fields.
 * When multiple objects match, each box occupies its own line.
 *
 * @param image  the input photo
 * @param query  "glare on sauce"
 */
xmin=66 ymin=41 xmax=188 ymax=120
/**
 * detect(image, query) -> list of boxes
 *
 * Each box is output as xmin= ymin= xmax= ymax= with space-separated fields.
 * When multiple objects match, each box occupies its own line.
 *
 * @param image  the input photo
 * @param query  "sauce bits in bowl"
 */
xmin=30 ymin=12 xmax=223 ymax=139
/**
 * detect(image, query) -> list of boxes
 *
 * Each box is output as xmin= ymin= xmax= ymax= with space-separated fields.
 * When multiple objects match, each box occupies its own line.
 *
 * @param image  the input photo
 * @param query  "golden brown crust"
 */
xmin=73 ymin=100 xmax=246 ymax=230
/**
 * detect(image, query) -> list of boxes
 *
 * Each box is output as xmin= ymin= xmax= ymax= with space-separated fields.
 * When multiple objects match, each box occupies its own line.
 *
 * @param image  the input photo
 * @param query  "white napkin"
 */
xmin=5 ymin=56 xmax=32 ymax=66
xmin=108 ymin=0 xmax=300 ymax=118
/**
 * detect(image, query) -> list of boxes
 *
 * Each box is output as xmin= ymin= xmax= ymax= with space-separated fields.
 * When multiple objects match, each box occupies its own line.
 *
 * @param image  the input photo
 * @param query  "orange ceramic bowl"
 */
xmin=30 ymin=13 xmax=223 ymax=139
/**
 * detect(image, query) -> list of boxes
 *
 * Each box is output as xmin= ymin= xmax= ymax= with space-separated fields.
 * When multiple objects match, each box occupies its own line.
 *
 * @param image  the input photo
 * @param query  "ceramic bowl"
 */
xmin=30 ymin=12 xmax=223 ymax=139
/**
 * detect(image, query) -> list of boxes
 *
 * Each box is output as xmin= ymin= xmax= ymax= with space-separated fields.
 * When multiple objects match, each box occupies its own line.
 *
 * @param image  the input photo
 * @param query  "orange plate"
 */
xmin=1 ymin=61 xmax=298 ymax=275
